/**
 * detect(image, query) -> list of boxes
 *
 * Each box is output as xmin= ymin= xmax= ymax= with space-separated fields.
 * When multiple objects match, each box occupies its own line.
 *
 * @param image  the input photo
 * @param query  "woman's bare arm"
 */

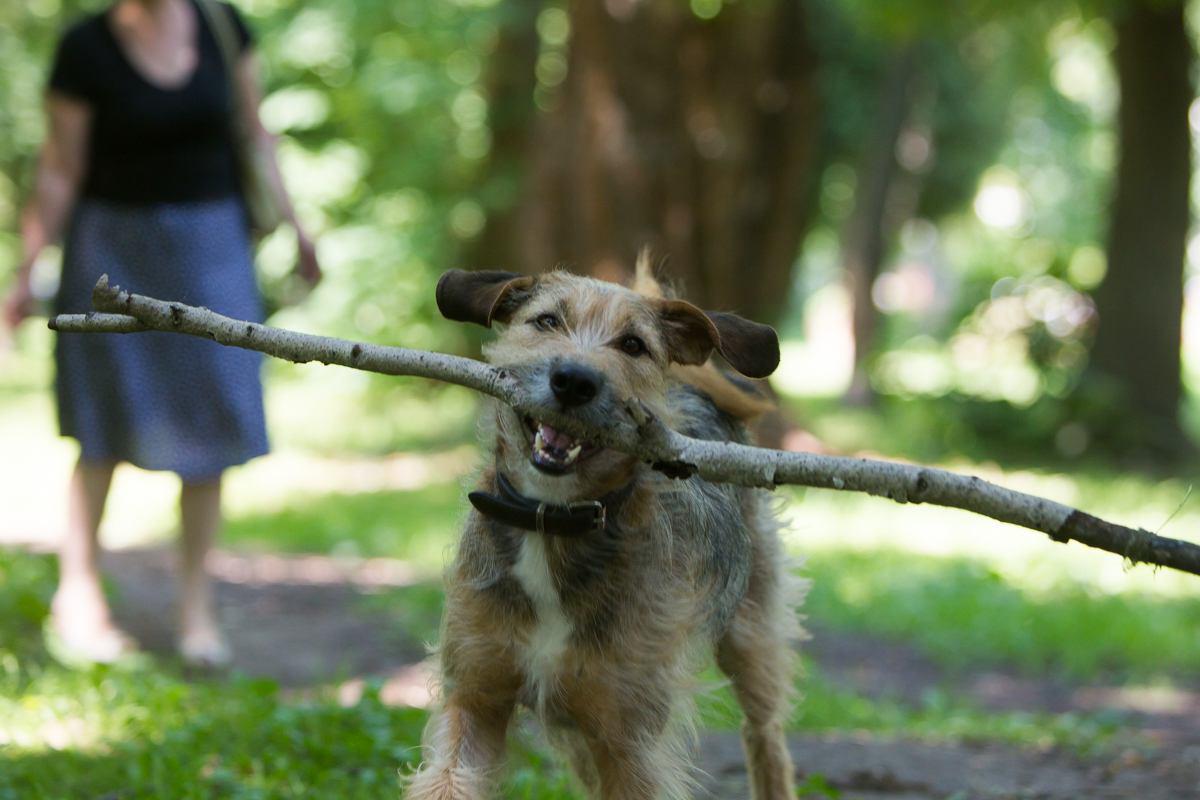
xmin=232 ymin=51 xmax=321 ymax=285
xmin=4 ymin=93 xmax=91 ymax=327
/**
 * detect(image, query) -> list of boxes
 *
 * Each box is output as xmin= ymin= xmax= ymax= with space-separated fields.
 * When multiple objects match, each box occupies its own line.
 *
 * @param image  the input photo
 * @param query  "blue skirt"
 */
xmin=55 ymin=197 xmax=269 ymax=481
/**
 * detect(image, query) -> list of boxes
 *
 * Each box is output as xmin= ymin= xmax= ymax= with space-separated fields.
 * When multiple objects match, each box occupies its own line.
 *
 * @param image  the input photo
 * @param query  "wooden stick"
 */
xmin=48 ymin=275 xmax=1200 ymax=577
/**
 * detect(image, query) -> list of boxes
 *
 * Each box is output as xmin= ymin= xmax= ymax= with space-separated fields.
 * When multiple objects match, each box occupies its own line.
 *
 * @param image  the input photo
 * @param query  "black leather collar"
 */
xmin=468 ymin=472 xmax=635 ymax=537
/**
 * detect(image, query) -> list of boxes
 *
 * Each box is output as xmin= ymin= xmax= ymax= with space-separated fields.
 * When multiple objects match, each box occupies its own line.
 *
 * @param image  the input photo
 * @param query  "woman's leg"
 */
xmin=178 ymin=475 xmax=230 ymax=666
xmin=52 ymin=457 xmax=134 ymax=660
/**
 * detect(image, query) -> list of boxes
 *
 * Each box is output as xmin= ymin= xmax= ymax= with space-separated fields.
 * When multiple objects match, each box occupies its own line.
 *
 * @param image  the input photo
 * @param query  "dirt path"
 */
xmin=105 ymin=546 xmax=428 ymax=687
xmin=697 ymin=733 xmax=1200 ymax=800
xmin=101 ymin=546 xmax=1200 ymax=799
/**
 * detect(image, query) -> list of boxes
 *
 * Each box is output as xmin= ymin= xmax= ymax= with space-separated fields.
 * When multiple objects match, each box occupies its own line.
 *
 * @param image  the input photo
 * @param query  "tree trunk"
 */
xmin=470 ymin=0 xmax=544 ymax=269
xmin=1089 ymin=0 xmax=1192 ymax=454
xmin=842 ymin=45 xmax=919 ymax=405
xmin=509 ymin=0 xmax=822 ymax=325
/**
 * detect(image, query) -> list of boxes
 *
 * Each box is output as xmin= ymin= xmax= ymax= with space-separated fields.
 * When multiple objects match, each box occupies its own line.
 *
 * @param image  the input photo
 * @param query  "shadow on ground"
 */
xmin=104 ymin=546 xmax=430 ymax=687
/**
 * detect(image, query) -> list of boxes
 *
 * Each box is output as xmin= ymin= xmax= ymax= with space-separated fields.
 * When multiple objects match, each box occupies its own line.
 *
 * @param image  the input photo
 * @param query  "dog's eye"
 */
xmin=619 ymin=335 xmax=648 ymax=357
xmin=531 ymin=313 xmax=560 ymax=331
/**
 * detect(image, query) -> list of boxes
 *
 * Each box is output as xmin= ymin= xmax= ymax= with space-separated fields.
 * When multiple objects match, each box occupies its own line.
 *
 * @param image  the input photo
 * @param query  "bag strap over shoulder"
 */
xmin=195 ymin=0 xmax=285 ymax=239
xmin=195 ymin=0 xmax=241 ymax=93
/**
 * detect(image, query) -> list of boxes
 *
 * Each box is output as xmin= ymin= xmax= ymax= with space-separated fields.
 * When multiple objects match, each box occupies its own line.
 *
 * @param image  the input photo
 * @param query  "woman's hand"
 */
xmin=3 ymin=279 xmax=36 ymax=330
xmin=232 ymin=52 xmax=321 ymax=291
xmin=294 ymin=230 xmax=321 ymax=287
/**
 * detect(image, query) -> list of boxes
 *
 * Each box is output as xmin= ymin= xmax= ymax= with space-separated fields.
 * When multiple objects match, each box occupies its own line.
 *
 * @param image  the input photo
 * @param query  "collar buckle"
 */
xmin=567 ymin=499 xmax=606 ymax=533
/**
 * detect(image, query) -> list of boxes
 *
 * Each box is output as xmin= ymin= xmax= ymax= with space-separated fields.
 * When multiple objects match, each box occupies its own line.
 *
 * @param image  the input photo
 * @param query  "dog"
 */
xmin=407 ymin=257 xmax=803 ymax=799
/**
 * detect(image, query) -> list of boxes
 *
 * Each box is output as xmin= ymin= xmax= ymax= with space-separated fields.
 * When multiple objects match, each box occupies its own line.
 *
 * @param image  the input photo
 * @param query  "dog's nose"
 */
xmin=550 ymin=363 xmax=602 ymax=407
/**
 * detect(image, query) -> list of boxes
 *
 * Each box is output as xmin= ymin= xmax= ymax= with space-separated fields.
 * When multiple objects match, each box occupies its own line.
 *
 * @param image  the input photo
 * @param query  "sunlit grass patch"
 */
xmin=2 ymin=669 xmax=431 ymax=799
xmin=223 ymin=484 xmax=463 ymax=570
xmin=696 ymin=666 xmax=1120 ymax=755
xmin=803 ymin=549 xmax=1200 ymax=680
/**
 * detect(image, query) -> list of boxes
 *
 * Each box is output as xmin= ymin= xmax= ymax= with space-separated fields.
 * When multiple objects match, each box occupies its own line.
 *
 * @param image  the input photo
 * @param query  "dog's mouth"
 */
xmin=524 ymin=416 xmax=600 ymax=475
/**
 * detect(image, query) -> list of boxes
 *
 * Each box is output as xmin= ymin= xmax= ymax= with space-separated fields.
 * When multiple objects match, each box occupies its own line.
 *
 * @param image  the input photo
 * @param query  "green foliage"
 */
xmin=0 ymin=0 xmax=507 ymax=364
xmin=796 ymin=772 xmax=842 ymax=799
xmin=0 ymin=550 xmax=54 ymax=664
xmin=792 ymin=383 xmax=1198 ymax=471
xmin=791 ymin=0 xmax=1148 ymax=455
xmin=4 ymin=0 xmax=1190 ymax=457
xmin=0 ymin=2 xmax=90 ymax=273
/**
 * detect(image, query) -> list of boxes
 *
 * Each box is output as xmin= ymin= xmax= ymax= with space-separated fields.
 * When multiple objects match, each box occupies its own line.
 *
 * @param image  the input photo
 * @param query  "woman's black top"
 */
xmin=47 ymin=1 xmax=253 ymax=205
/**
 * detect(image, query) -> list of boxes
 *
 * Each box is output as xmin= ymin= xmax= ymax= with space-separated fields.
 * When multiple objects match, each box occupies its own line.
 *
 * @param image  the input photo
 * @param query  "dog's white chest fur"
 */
xmin=512 ymin=535 xmax=573 ymax=699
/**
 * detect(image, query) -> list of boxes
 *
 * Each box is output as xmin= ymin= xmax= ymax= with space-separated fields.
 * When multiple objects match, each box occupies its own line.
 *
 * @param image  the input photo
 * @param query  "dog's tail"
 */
xmin=632 ymin=246 xmax=667 ymax=299
xmin=634 ymin=248 xmax=776 ymax=421
xmin=671 ymin=363 xmax=775 ymax=420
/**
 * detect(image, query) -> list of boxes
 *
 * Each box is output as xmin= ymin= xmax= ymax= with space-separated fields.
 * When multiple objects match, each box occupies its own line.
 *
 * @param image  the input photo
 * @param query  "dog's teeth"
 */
xmin=565 ymin=444 xmax=582 ymax=464
xmin=535 ymin=431 xmax=546 ymax=451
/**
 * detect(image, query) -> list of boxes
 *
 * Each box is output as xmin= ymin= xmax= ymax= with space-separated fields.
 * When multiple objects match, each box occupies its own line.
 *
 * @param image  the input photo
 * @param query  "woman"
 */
xmin=2 ymin=0 xmax=319 ymax=666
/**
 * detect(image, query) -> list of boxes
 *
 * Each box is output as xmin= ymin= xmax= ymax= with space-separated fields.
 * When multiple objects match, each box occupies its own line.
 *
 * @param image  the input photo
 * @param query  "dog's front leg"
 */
xmin=407 ymin=689 xmax=516 ymax=800
xmin=566 ymin=676 xmax=689 ymax=800
xmin=407 ymin=607 xmax=522 ymax=800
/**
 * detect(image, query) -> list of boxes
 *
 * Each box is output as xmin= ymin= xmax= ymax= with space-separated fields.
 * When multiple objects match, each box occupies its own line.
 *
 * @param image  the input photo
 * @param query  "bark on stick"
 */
xmin=48 ymin=276 xmax=1200 ymax=577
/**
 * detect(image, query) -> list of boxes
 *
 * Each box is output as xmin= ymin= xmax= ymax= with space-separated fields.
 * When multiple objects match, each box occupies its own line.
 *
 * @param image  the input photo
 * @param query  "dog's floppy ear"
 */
xmin=436 ymin=269 xmax=536 ymax=327
xmin=659 ymin=300 xmax=780 ymax=379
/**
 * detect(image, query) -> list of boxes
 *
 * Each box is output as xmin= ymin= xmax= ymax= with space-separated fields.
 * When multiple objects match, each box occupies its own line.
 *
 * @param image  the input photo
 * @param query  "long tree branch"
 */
xmin=49 ymin=275 xmax=1200 ymax=577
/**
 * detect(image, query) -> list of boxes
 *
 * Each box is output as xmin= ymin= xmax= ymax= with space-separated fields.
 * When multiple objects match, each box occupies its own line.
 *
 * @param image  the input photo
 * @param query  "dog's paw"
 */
xmin=404 ymin=765 xmax=492 ymax=800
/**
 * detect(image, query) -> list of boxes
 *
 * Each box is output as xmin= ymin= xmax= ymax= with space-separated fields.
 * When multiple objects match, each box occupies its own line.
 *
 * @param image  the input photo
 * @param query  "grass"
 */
xmin=804 ymin=549 xmax=1200 ymax=680
xmin=223 ymin=483 xmax=467 ymax=565
xmin=0 ymin=550 xmax=576 ymax=799
xmin=0 ymin=549 xmax=1123 ymax=799
xmin=699 ymin=667 xmax=1121 ymax=754
xmin=2 ymin=669 xmax=430 ymax=799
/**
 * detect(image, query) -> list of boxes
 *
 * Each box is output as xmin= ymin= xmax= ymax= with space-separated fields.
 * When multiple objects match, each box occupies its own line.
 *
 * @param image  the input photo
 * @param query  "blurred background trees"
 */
xmin=479 ymin=0 xmax=821 ymax=327
xmin=2 ymin=0 xmax=1198 ymax=463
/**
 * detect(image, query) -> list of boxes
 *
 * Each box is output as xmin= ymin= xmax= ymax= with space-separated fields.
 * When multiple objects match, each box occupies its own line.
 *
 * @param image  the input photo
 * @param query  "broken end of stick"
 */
xmin=91 ymin=274 xmax=125 ymax=312
xmin=47 ymin=312 xmax=147 ymax=334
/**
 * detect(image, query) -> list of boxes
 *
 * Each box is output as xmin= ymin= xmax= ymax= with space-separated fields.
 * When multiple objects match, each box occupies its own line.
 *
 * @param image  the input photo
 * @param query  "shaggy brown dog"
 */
xmin=407 ymin=260 xmax=803 ymax=799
